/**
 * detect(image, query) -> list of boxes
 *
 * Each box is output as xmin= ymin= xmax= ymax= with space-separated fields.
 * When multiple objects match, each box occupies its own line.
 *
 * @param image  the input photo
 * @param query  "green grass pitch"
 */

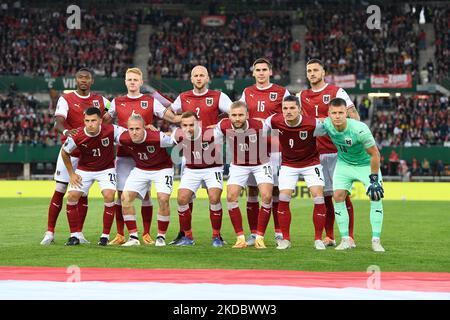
xmin=0 ymin=197 xmax=449 ymax=272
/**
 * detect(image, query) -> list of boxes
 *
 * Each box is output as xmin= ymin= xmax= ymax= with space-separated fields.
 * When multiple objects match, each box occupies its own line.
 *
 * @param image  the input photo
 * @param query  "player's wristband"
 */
xmin=63 ymin=129 xmax=69 ymax=136
xmin=369 ymin=174 xmax=378 ymax=183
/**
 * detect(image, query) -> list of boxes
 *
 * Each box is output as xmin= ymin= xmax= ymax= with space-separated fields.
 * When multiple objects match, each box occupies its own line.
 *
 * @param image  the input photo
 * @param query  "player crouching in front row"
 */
xmin=116 ymin=114 xmax=174 ymax=247
xmin=61 ymin=107 xmax=124 ymax=246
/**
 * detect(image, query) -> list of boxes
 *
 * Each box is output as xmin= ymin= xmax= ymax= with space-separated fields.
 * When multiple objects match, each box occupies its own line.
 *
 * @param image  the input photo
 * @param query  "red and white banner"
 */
xmin=201 ymin=15 xmax=226 ymax=27
xmin=370 ymin=74 xmax=412 ymax=88
xmin=325 ymin=74 xmax=356 ymax=88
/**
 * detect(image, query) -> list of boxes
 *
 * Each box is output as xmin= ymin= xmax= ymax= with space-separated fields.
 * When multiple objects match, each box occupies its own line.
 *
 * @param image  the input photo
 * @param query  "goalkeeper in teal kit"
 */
xmin=317 ymin=98 xmax=385 ymax=252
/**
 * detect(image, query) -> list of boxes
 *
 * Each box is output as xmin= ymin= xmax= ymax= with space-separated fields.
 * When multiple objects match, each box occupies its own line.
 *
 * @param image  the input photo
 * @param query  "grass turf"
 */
xmin=0 ymin=197 xmax=449 ymax=272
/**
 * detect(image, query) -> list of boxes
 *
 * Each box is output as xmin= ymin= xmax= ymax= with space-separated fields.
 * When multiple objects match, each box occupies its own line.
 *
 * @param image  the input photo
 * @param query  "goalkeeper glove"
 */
xmin=366 ymin=174 xmax=384 ymax=201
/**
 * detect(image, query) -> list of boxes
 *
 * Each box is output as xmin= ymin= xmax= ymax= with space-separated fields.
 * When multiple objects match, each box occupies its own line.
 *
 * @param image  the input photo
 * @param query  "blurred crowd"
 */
xmin=147 ymin=12 xmax=293 ymax=80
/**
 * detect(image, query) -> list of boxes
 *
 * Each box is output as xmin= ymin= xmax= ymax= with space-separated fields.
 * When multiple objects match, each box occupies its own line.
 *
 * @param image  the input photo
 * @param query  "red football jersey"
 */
xmin=63 ymin=124 xmax=120 ymax=172
xmin=298 ymin=83 xmax=353 ymax=154
xmin=171 ymin=89 xmax=232 ymax=128
xmin=118 ymin=129 xmax=173 ymax=171
xmin=55 ymin=91 xmax=108 ymax=157
xmin=240 ymin=83 xmax=289 ymax=118
xmin=172 ymin=127 xmax=221 ymax=169
xmin=215 ymin=118 xmax=269 ymax=166
xmin=266 ymin=114 xmax=320 ymax=168
xmin=109 ymin=94 xmax=167 ymax=157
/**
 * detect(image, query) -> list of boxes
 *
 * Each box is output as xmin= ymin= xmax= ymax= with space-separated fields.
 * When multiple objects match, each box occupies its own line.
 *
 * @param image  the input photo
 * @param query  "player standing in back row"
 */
xmin=297 ymin=59 xmax=360 ymax=248
xmin=239 ymin=58 xmax=290 ymax=246
xmin=41 ymin=68 xmax=109 ymax=245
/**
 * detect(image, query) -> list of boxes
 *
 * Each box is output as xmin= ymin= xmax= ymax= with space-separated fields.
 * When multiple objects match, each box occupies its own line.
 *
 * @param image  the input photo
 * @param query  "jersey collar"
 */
xmin=285 ymin=115 xmax=302 ymax=127
xmin=255 ymin=83 xmax=273 ymax=91
xmin=311 ymin=83 xmax=329 ymax=93
xmin=232 ymin=120 xmax=249 ymax=133
xmin=84 ymin=126 xmax=101 ymax=137
xmin=192 ymin=89 xmax=209 ymax=96
xmin=74 ymin=91 xmax=91 ymax=99
xmin=135 ymin=130 xmax=147 ymax=144
xmin=127 ymin=93 xmax=144 ymax=99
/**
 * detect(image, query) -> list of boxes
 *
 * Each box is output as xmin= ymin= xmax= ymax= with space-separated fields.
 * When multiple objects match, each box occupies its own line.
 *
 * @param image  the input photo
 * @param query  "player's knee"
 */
xmin=208 ymin=193 xmax=221 ymax=204
xmin=260 ymin=193 xmax=272 ymax=204
xmin=333 ymin=191 xmax=346 ymax=203
xmin=67 ymin=192 xmax=80 ymax=203
xmin=121 ymin=192 xmax=134 ymax=207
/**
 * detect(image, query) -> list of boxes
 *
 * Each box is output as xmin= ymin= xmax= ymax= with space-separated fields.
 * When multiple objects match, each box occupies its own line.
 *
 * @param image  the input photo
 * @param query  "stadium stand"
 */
xmin=432 ymin=7 xmax=449 ymax=83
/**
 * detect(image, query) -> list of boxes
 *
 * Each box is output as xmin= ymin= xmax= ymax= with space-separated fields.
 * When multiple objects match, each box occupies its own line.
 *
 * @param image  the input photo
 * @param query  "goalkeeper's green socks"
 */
xmin=370 ymin=200 xmax=384 ymax=239
xmin=334 ymin=201 xmax=349 ymax=238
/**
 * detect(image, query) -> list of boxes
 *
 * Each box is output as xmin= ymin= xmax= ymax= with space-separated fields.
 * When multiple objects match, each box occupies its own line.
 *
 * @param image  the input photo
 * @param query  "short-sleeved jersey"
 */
xmin=215 ymin=118 xmax=269 ymax=166
xmin=240 ymin=83 xmax=290 ymax=119
xmin=171 ymin=89 xmax=232 ymax=128
xmin=118 ymin=129 xmax=173 ymax=171
xmin=63 ymin=124 xmax=123 ymax=172
xmin=55 ymin=92 xmax=109 ymax=157
xmin=265 ymin=114 xmax=322 ymax=168
xmin=322 ymin=118 xmax=376 ymax=166
xmin=108 ymin=94 xmax=167 ymax=157
xmin=171 ymin=127 xmax=221 ymax=169
xmin=298 ymin=83 xmax=353 ymax=154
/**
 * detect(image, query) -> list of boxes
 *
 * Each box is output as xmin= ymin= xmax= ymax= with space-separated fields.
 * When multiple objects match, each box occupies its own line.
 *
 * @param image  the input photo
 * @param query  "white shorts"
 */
xmin=68 ymin=168 xmax=117 ymax=196
xmin=123 ymin=167 xmax=174 ymax=199
xmin=179 ymin=167 xmax=223 ymax=194
xmin=278 ymin=164 xmax=325 ymax=191
xmin=228 ymin=163 xmax=274 ymax=188
xmin=320 ymin=153 xmax=338 ymax=193
xmin=116 ymin=156 xmax=136 ymax=191
xmin=247 ymin=152 xmax=280 ymax=187
xmin=54 ymin=150 xmax=79 ymax=184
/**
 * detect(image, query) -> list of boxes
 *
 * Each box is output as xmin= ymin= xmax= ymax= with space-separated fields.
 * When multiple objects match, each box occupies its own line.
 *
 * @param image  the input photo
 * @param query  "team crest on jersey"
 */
xmin=205 ymin=97 xmax=214 ymax=106
xmin=147 ymin=146 xmax=155 ymax=153
xmin=345 ymin=138 xmax=352 ymax=146
xmin=299 ymin=131 xmax=308 ymax=140
xmin=269 ymin=92 xmax=278 ymax=101
xmin=323 ymin=95 xmax=331 ymax=104
xmin=101 ymin=137 xmax=110 ymax=147
xmin=249 ymin=134 xmax=257 ymax=143
xmin=141 ymin=101 xmax=148 ymax=109
xmin=201 ymin=142 xmax=209 ymax=150
xmin=93 ymin=100 xmax=100 ymax=108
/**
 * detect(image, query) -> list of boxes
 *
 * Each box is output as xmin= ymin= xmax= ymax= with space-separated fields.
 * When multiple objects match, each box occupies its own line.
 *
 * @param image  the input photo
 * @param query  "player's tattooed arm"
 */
xmin=54 ymin=115 xmax=78 ymax=137
xmin=162 ymin=108 xmax=182 ymax=124
xmin=347 ymin=106 xmax=360 ymax=121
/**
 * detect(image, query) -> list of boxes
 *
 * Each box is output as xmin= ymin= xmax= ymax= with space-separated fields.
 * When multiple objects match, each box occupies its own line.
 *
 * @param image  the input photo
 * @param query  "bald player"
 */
xmin=169 ymin=65 xmax=232 ymax=244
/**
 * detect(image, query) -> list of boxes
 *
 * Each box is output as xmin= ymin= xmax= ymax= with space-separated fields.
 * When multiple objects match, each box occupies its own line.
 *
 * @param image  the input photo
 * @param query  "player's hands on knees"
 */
xmin=366 ymin=174 xmax=384 ymax=201
xmin=70 ymin=174 xmax=83 ymax=189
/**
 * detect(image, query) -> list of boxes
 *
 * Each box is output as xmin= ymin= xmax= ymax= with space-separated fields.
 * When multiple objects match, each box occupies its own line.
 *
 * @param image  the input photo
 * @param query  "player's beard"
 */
xmin=194 ymin=83 xmax=206 ymax=91
xmin=309 ymin=76 xmax=323 ymax=86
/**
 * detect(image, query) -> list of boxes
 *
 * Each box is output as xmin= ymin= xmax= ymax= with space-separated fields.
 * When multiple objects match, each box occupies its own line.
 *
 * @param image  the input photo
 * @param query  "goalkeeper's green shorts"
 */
xmin=333 ymin=161 xmax=383 ymax=193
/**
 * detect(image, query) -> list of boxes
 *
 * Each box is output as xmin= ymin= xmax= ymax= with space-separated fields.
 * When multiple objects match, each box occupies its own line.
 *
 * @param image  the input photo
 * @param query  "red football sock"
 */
xmin=178 ymin=205 xmax=193 ymax=239
xmin=141 ymin=204 xmax=153 ymax=235
xmin=209 ymin=204 xmax=223 ymax=238
xmin=272 ymin=200 xmax=281 ymax=233
xmin=157 ymin=215 xmax=170 ymax=236
xmin=228 ymin=203 xmax=244 ymax=236
xmin=313 ymin=202 xmax=327 ymax=240
xmin=277 ymin=200 xmax=291 ymax=240
xmin=123 ymin=215 xmax=137 ymax=234
xmin=324 ymin=195 xmax=335 ymax=239
xmin=346 ymin=196 xmax=355 ymax=239
xmin=115 ymin=203 xmax=125 ymax=236
xmin=256 ymin=203 xmax=272 ymax=236
xmin=47 ymin=191 xmax=65 ymax=233
xmin=246 ymin=198 xmax=259 ymax=234
xmin=66 ymin=201 xmax=80 ymax=234
xmin=102 ymin=202 xmax=115 ymax=235
xmin=77 ymin=196 xmax=88 ymax=232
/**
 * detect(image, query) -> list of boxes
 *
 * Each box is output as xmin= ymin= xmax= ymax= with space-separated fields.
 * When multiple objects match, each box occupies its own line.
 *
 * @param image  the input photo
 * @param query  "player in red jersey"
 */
xmin=171 ymin=112 xmax=224 ymax=247
xmin=264 ymin=96 xmax=327 ymax=250
xmin=41 ymin=68 xmax=109 ymax=245
xmin=61 ymin=107 xmax=124 ymax=246
xmin=215 ymin=101 xmax=273 ymax=249
xmin=297 ymin=59 xmax=360 ymax=248
xmin=104 ymin=67 xmax=180 ymax=246
xmin=169 ymin=65 xmax=232 ymax=245
xmin=116 ymin=114 xmax=174 ymax=247
xmin=239 ymin=58 xmax=290 ymax=246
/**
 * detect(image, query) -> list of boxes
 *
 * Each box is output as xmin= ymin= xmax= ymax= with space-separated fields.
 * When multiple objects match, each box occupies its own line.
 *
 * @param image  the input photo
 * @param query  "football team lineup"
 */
xmin=36 ymin=59 xmax=391 ymax=253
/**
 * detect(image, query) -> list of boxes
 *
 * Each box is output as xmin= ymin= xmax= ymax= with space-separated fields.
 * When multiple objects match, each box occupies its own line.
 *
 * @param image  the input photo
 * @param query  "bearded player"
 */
xmin=297 ymin=59 xmax=359 ymax=247
xmin=41 ymin=68 xmax=109 ymax=245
